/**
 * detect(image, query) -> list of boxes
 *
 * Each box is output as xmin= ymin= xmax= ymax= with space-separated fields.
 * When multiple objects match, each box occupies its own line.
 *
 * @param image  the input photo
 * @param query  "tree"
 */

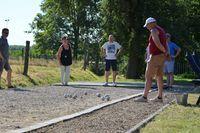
xmin=100 ymin=0 xmax=200 ymax=78
xmin=31 ymin=0 xmax=101 ymax=61
xmin=32 ymin=0 xmax=200 ymax=77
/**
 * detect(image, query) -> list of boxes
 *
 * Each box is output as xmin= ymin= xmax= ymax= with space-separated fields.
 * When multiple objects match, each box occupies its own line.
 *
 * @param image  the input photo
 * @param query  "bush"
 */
xmin=89 ymin=62 xmax=105 ymax=76
xmin=176 ymin=72 xmax=197 ymax=79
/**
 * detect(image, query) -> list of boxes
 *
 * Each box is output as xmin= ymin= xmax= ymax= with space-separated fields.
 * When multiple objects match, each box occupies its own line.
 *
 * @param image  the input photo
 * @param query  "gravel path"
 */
xmin=32 ymin=92 xmax=175 ymax=133
xmin=0 ymin=85 xmax=142 ymax=132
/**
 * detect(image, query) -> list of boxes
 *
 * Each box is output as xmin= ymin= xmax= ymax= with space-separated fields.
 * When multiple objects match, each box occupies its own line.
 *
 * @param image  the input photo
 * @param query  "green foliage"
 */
xmin=31 ymin=0 xmax=200 ymax=79
xmin=9 ymin=45 xmax=24 ymax=58
xmin=175 ymin=73 xmax=197 ymax=79
xmin=100 ymin=0 xmax=200 ymax=78
xmin=89 ymin=61 xmax=104 ymax=76
xmin=31 ymin=0 xmax=102 ymax=60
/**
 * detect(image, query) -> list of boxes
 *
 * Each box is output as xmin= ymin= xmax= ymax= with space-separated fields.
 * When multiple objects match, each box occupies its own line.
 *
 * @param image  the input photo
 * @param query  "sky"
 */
xmin=0 ymin=0 xmax=42 ymax=46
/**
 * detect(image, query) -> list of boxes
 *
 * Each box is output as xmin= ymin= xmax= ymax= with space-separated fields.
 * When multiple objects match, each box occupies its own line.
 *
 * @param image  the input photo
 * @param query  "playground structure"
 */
xmin=186 ymin=52 xmax=200 ymax=105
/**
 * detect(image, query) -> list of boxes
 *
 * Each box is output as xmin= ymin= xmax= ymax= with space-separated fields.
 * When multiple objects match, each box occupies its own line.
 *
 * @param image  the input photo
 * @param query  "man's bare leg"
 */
xmin=143 ymin=76 xmax=153 ymax=98
xmin=7 ymin=69 xmax=12 ymax=87
xmin=112 ymin=71 xmax=117 ymax=83
xmin=105 ymin=71 xmax=110 ymax=83
xmin=156 ymin=76 xmax=163 ymax=98
xmin=166 ymin=73 xmax=170 ymax=87
xmin=169 ymin=72 xmax=174 ymax=87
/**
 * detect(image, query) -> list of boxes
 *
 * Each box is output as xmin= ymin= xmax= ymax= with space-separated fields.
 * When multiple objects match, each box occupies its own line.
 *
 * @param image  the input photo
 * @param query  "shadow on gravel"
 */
xmin=69 ymin=85 xmax=98 ymax=90
xmin=10 ymin=88 xmax=32 ymax=92
xmin=52 ymin=82 xmax=146 ymax=90
xmin=69 ymin=85 xmax=145 ymax=90
xmin=71 ymin=84 xmax=145 ymax=89
xmin=51 ymin=84 xmax=98 ymax=90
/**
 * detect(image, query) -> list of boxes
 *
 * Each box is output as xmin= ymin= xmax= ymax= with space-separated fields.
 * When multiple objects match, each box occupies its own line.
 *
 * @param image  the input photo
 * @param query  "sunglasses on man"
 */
xmin=3 ymin=32 xmax=9 ymax=35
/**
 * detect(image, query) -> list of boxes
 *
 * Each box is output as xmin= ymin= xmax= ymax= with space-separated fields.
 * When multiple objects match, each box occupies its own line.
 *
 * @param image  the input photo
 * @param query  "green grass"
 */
xmin=1 ymin=59 xmax=101 ymax=88
xmin=141 ymin=94 xmax=200 ymax=133
xmin=1 ymin=59 xmax=144 ymax=88
xmin=0 ymin=58 xmax=195 ymax=88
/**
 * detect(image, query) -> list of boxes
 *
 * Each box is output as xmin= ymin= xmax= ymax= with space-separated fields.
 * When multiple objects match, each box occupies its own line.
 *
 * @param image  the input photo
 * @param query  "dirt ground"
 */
xmin=0 ymin=85 xmax=143 ymax=132
xmin=33 ymin=92 xmax=175 ymax=133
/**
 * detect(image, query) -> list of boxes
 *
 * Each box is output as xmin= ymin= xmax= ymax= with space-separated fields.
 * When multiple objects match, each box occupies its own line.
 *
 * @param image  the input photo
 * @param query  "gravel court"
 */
xmin=31 ymin=92 xmax=175 ymax=133
xmin=0 ymin=85 xmax=143 ymax=132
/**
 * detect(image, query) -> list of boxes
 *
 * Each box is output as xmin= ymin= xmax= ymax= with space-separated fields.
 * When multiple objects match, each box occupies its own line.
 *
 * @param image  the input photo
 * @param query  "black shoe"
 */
xmin=8 ymin=85 xmax=15 ymax=89
xmin=163 ymin=85 xmax=169 ymax=90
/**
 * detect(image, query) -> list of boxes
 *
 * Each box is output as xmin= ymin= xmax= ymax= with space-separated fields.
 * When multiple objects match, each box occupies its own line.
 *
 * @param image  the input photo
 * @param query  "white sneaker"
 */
xmin=62 ymin=82 xmax=68 ymax=86
xmin=103 ymin=82 xmax=108 ymax=86
xmin=112 ymin=82 xmax=117 ymax=87
xmin=134 ymin=96 xmax=148 ymax=102
xmin=150 ymin=97 xmax=163 ymax=103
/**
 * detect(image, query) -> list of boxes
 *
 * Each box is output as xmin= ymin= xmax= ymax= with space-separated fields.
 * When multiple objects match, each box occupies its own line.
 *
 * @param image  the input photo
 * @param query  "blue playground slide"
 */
xmin=193 ymin=53 xmax=200 ymax=68
xmin=186 ymin=52 xmax=200 ymax=105
xmin=186 ymin=53 xmax=200 ymax=78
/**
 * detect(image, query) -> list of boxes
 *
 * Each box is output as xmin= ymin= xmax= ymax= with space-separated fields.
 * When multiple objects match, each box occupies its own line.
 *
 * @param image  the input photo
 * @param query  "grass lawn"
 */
xmin=0 ymin=58 xmax=195 ymax=88
xmin=141 ymin=94 xmax=200 ymax=133
xmin=1 ymin=59 xmax=101 ymax=88
xmin=1 ymin=58 xmax=145 ymax=88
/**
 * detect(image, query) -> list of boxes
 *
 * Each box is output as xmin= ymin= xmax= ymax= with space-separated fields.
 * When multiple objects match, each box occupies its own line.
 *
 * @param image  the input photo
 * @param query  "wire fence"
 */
xmin=174 ymin=62 xmax=193 ymax=74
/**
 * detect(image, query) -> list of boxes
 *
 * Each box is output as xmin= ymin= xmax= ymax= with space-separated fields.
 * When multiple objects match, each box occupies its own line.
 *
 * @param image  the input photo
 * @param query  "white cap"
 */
xmin=143 ymin=17 xmax=156 ymax=27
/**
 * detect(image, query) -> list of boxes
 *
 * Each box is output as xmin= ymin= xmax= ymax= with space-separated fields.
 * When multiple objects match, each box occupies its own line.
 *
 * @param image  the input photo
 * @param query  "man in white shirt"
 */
xmin=101 ymin=35 xmax=122 ymax=87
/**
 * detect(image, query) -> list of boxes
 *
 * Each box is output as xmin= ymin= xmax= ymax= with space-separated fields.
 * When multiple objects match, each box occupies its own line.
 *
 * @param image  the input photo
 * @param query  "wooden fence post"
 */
xmin=23 ymin=41 xmax=30 ymax=76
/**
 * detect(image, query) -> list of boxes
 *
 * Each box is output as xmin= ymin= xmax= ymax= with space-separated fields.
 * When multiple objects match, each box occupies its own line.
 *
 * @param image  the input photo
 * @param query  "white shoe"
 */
xmin=62 ymin=82 xmax=68 ymax=86
xmin=103 ymin=82 xmax=108 ymax=86
xmin=134 ymin=96 xmax=148 ymax=102
xmin=112 ymin=82 xmax=117 ymax=87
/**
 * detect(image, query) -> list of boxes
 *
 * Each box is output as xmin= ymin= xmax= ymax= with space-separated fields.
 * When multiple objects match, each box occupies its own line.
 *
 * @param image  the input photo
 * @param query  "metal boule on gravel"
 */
xmin=104 ymin=94 xmax=110 ymax=98
xmin=68 ymin=94 xmax=72 ymax=98
xmin=84 ymin=92 xmax=88 ymax=95
xmin=96 ymin=93 xmax=101 ymax=97
xmin=104 ymin=95 xmax=110 ymax=101
xmin=106 ymin=96 xmax=110 ymax=101
xmin=64 ymin=94 xmax=68 ymax=98
xmin=101 ymin=96 xmax=105 ymax=101
xmin=73 ymin=95 xmax=77 ymax=99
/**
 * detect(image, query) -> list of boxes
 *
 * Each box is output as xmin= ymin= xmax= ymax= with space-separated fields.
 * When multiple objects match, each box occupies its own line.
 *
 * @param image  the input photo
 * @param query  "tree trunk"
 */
xmin=126 ymin=35 xmax=141 ymax=79
xmin=73 ymin=26 xmax=79 ymax=60
xmin=126 ymin=28 xmax=145 ymax=79
xmin=125 ymin=0 xmax=145 ymax=79
xmin=83 ymin=50 xmax=89 ymax=70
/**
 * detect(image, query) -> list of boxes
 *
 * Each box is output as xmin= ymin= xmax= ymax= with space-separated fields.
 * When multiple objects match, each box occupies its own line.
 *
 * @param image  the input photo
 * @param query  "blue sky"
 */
xmin=0 ymin=0 xmax=42 ymax=46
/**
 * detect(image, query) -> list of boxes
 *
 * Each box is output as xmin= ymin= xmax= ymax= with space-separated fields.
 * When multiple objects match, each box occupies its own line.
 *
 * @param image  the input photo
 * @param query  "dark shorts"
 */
xmin=0 ymin=60 xmax=11 ymax=72
xmin=105 ymin=59 xmax=117 ymax=71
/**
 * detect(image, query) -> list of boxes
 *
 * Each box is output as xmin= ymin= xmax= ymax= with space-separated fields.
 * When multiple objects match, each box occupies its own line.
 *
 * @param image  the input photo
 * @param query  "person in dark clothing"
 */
xmin=0 ymin=28 xmax=14 ymax=89
xmin=57 ymin=36 xmax=72 ymax=86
